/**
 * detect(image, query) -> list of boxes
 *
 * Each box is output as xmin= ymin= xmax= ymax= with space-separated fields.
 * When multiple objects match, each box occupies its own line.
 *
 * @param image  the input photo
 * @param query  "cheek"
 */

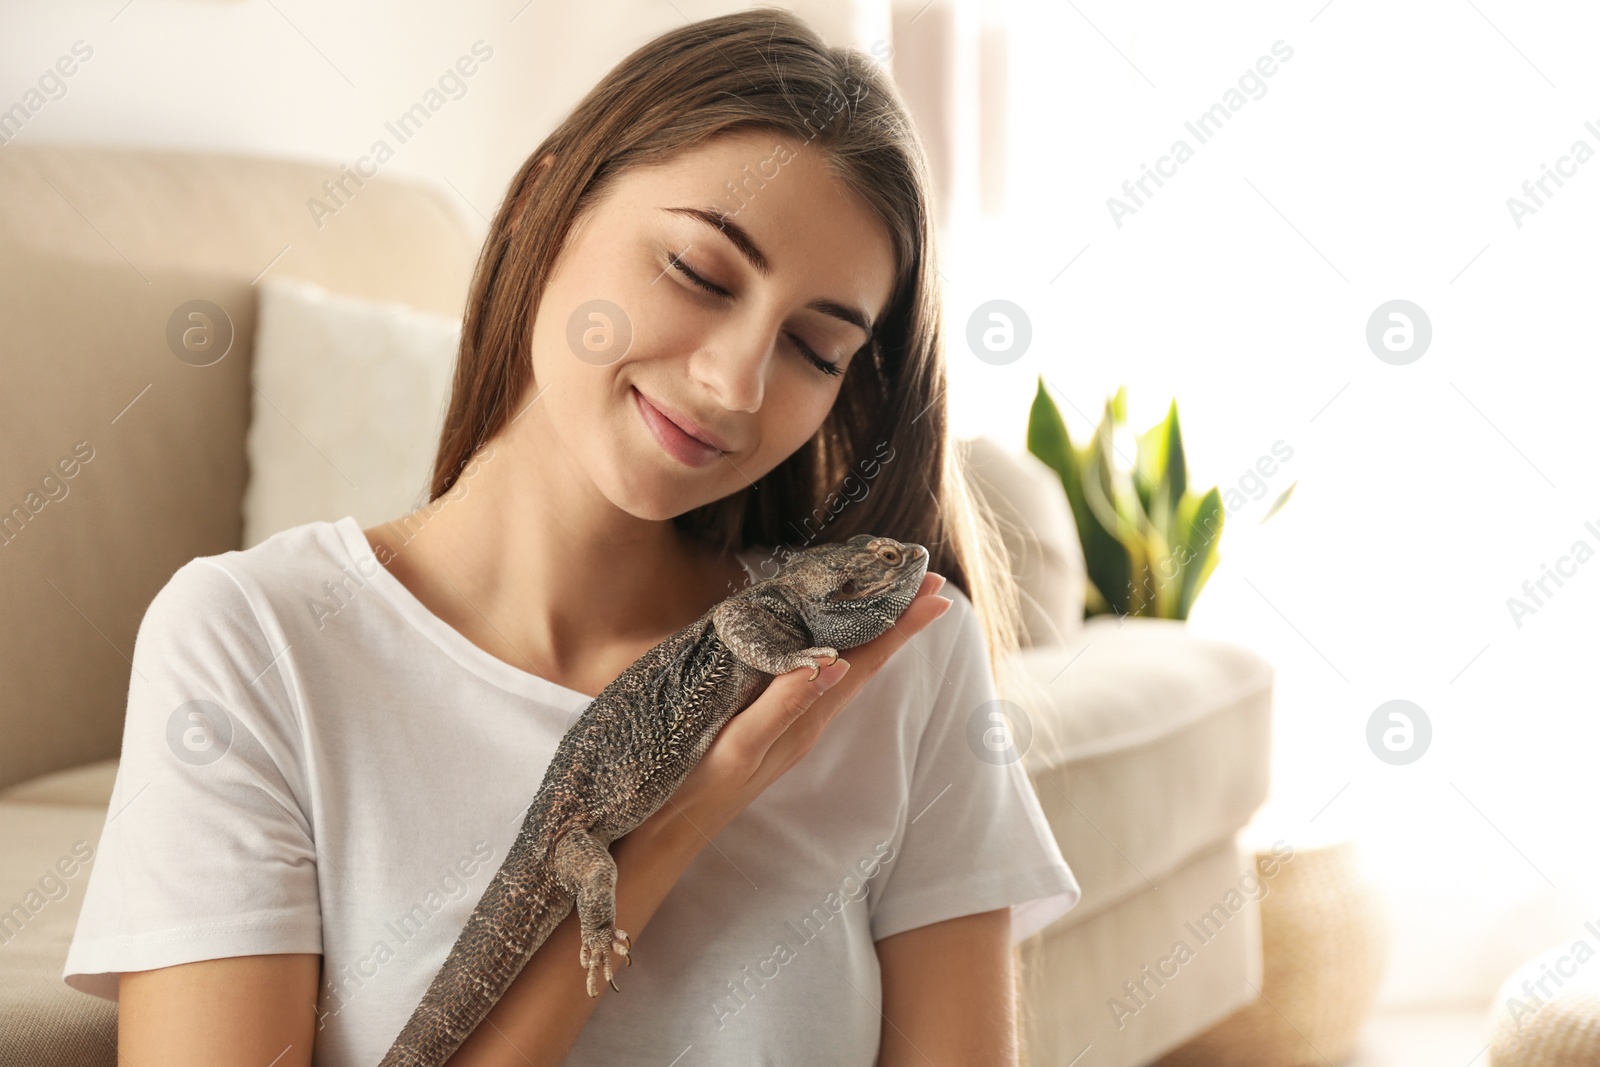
xmin=751 ymin=374 xmax=840 ymax=463
xmin=528 ymin=299 xmax=590 ymax=397
xmin=526 ymin=309 xmax=633 ymax=469
xmin=633 ymin=275 xmax=710 ymax=356
xmin=530 ymin=226 xmax=658 ymax=375
xmin=530 ymin=244 xmax=655 ymax=391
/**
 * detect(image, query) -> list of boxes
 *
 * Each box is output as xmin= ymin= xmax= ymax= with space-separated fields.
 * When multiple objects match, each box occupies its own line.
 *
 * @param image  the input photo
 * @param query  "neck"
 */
xmin=367 ymin=403 xmax=747 ymax=688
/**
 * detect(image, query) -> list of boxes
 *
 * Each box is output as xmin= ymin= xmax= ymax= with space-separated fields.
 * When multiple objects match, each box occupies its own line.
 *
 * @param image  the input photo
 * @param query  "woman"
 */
xmin=64 ymin=8 xmax=1078 ymax=1064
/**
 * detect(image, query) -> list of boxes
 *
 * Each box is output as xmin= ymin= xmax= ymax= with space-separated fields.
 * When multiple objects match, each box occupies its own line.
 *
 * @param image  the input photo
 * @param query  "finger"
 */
xmin=807 ymin=595 xmax=951 ymax=730
xmin=785 ymin=573 xmax=949 ymax=712
xmin=710 ymin=656 xmax=845 ymax=771
xmin=712 ymin=574 xmax=952 ymax=764
xmin=833 ymin=586 xmax=952 ymax=680
xmin=767 ymin=585 xmax=953 ymax=750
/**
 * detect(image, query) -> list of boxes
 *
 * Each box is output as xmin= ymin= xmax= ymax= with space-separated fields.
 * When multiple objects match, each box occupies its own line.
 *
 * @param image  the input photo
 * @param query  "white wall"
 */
xmin=956 ymin=0 xmax=1600 ymax=1013
xmin=0 ymin=0 xmax=874 ymax=245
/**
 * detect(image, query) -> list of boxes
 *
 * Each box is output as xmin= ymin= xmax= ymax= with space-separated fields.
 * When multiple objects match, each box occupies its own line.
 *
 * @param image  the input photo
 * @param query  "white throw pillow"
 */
xmin=959 ymin=435 xmax=1087 ymax=649
xmin=243 ymin=276 xmax=461 ymax=548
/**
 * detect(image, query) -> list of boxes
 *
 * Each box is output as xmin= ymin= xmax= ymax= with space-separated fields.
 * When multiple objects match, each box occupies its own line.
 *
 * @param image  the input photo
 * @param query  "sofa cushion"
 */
xmin=958 ymin=436 xmax=1086 ymax=649
xmin=0 ymin=144 xmax=477 ymax=796
xmin=244 ymin=276 xmax=461 ymax=548
xmin=0 ymin=761 xmax=118 ymax=809
xmin=1014 ymin=616 xmax=1275 ymax=928
xmin=0 ymin=801 xmax=115 ymax=1064
xmin=1018 ymin=835 xmax=1264 ymax=1067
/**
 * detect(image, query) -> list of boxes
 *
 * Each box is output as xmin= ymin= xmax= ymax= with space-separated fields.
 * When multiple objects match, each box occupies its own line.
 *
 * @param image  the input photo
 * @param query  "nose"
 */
xmin=690 ymin=323 xmax=771 ymax=414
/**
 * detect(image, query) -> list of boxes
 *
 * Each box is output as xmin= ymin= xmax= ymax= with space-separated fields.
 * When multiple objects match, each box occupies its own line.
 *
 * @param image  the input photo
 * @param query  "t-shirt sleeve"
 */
xmin=870 ymin=587 xmax=1081 ymax=945
xmin=62 ymin=558 xmax=322 ymax=1001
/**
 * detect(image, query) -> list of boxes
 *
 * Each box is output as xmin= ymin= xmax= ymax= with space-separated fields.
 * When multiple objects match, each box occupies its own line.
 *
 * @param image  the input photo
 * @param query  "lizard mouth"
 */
xmin=857 ymin=551 xmax=929 ymax=600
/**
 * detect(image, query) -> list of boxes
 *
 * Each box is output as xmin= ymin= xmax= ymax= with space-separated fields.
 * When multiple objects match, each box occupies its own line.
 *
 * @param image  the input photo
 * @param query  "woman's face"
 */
xmin=525 ymin=128 xmax=898 ymax=523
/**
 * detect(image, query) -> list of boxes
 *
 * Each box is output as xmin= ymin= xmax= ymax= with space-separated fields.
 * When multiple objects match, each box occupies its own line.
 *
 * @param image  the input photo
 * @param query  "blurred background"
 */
xmin=3 ymin=1 xmax=1595 ymax=1064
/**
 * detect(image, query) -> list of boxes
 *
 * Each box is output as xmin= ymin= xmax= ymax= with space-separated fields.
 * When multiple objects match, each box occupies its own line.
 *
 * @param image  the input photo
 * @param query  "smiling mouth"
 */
xmin=632 ymin=386 xmax=725 ymax=468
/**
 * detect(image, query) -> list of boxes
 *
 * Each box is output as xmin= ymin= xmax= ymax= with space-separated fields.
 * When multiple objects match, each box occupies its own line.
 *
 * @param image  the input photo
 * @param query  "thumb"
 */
xmin=771 ymin=657 xmax=851 ymax=732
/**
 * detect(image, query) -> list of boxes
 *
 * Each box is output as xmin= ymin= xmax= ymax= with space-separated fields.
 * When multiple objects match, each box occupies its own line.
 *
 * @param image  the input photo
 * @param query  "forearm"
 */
xmin=445 ymin=809 xmax=708 ymax=1066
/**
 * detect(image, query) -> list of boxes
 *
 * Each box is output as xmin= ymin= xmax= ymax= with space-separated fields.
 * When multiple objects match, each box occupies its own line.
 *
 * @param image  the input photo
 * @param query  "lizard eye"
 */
xmin=878 ymin=547 xmax=900 ymax=564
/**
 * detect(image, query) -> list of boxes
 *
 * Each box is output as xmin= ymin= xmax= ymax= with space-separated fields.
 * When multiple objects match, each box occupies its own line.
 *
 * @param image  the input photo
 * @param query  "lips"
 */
xmin=633 ymin=386 xmax=726 ymax=468
xmin=641 ymin=389 xmax=729 ymax=451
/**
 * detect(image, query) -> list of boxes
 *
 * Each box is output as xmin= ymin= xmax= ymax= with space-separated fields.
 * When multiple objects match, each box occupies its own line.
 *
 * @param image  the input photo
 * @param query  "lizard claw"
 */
xmin=805 ymin=650 xmax=840 ymax=681
xmin=581 ymin=925 xmax=631 ymax=997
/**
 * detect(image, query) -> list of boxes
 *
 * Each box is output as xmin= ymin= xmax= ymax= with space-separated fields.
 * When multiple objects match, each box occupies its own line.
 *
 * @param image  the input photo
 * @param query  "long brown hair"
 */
xmin=428 ymin=7 xmax=1023 ymax=684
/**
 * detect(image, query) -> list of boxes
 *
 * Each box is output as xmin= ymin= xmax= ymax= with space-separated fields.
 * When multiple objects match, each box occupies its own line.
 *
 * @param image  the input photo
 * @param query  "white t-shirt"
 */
xmin=64 ymin=516 xmax=1080 ymax=1065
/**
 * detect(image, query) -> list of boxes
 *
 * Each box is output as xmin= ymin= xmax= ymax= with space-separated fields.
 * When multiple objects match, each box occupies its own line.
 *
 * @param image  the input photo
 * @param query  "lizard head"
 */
xmin=791 ymin=534 xmax=930 ymax=649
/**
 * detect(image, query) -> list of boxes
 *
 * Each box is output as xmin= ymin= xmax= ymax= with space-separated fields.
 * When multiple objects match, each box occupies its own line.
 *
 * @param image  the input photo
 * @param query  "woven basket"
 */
xmin=1154 ymin=839 xmax=1389 ymax=1066
xmin=1488 ymin=943 xmax=1600 ymax=1066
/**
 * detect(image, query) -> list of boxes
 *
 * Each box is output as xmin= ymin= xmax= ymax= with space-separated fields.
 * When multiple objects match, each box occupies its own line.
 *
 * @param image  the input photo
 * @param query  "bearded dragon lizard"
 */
xmin=378 ymin=534 xmax=930 ymax=1066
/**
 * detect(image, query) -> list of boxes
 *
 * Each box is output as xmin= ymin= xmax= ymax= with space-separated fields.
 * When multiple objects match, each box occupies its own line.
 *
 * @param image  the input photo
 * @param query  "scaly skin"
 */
xmin=378 ymin=534 xmax=929 ymax=1066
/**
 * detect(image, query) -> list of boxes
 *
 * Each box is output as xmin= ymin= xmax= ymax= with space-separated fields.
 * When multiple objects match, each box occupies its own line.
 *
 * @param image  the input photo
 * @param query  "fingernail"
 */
xmin=812 ymin=659 xmax=850 ymax=695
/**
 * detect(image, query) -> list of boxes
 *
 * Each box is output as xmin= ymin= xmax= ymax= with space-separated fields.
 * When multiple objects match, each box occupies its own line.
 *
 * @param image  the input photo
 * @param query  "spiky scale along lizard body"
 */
xmin=379 ymin=534 xmax=929 ymax=1066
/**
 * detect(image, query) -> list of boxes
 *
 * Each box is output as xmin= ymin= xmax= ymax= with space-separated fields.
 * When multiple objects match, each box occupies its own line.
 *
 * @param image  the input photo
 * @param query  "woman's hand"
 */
xmin=445 ymin=574 xmax=952 ymax=1066
xmin=635 ymin=572 xmax=951 ymax=846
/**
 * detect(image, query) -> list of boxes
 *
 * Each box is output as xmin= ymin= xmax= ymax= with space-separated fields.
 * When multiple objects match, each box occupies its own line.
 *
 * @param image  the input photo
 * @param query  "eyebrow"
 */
xmin=662 ymin=206 xmax=876 ymax=336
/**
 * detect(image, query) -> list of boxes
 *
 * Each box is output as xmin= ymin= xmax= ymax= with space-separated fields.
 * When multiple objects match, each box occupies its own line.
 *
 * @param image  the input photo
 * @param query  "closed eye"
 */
xmin=666 ymin=250 xmax=730 ymax=299
xmin=665 ymin=250 xmax=844 ymax=378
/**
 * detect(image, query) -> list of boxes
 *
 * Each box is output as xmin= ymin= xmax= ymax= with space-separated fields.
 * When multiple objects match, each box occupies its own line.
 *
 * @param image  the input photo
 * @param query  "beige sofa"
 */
xmin=0 ymin=144 xmax=1274 ymax=1066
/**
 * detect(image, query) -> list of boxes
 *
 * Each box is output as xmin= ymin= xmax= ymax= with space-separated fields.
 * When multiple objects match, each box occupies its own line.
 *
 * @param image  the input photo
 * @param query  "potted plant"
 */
xmin=1027 ymin=378 xmax=1289 ymax=621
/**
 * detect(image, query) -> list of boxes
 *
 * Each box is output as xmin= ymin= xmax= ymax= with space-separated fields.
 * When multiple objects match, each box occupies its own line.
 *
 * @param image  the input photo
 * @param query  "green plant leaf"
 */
xmin=1133 ymin=433 xmax=1156 ymax=521
xmin=1028 ymin=381 xmax=1228 ymax=621
xmin=1026 ymin=378 xmax=1075 ymax=489
xmin=1121 ymin=455 xmax=1166 ymax=616
xmin=1174 ymin=487 xmax=1225 ymax=618
xmin=1027 ymin=379 xmax=1129 ymax=619
xmin=1134 ymin=399 xmax=1186 ymax=533
xmin=1165 ymin=401 xmax=1188 ymax=508
xmin=1260 ymin=480 xmax=1297 ymax=524
xmin=1080 ymin=399 xmax=1141 ymax=616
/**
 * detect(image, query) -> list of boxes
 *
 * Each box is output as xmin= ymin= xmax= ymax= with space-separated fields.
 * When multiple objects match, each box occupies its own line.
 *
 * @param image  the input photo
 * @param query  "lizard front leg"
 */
xmin=713 ymin=599 xmax=838 ymax=679
xmin=550 ymin=828 xmax=632 ymax=997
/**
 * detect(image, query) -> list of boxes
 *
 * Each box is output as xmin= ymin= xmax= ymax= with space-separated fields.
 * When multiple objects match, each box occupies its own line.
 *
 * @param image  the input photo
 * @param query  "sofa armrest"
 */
xmin=1008 ymin=617 xmax=1275 ymax=928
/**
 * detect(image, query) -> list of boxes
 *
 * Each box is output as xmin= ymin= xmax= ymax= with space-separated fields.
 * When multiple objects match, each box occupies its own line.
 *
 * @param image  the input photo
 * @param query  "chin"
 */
xmin=598 ymin=455 xmax=707 ymax=523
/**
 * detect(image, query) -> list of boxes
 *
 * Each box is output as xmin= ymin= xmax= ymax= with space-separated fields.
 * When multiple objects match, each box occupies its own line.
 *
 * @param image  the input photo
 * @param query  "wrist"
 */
xmin=619 ymin=798 xmax=721 ymax=870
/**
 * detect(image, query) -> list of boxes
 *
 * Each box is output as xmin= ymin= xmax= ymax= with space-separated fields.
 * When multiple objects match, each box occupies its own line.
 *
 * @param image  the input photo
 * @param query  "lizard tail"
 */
xmin=377 ymin=842 xmax=571 ymax=1067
